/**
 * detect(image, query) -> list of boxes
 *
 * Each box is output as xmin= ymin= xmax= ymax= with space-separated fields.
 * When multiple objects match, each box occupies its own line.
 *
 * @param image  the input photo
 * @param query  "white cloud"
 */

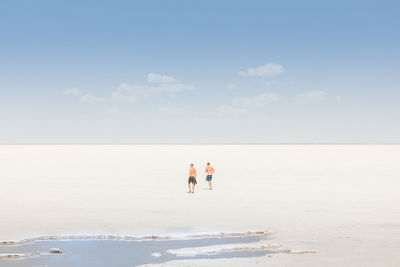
xmin=233 ymin=92 xmax=278 ymax=107
xmin=112 ymin=83 xmax=148 ymax=103
xmin=295 ymin=90 xmax=327 ymax=103
xmin=217 ymin=92 xmax=278 ymax=117
xmin=107 ymin=105 xmax=120 ymax=114
xmin=147 ymin=73 xmax=177 ymax=83
xmin=157 ymin=106 xmax=184 ymax=114
xmin=112 ymin=74 xmax=195 ymax=102
xmin=227 ymin=82 xmax=238 ymax=90
xmin=217 ymin=104 xmax=246 ymax=116
xmin=111 ymin=82 xmax=194 ymax=102
xmin=62 ymin=88 xmax=104 ymax=104
xmin=79 ymin=94 xmax=105 ymax=103
xmin=238 ymin=62 xmax=284 ymax=78
xmin=62 ymin=88 xmax=81 ymax=96
xmin=158 ymin=83 xmax=195 ymax=93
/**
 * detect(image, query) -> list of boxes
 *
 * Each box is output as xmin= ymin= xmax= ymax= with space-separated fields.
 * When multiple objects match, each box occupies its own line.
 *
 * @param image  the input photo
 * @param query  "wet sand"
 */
xmin=0 ymin=232 xmax=294 ymax=267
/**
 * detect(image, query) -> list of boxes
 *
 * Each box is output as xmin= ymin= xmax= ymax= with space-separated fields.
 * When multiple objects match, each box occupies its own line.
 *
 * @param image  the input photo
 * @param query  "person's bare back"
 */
xmin=188 ymin=163 xmax=197 ymax=193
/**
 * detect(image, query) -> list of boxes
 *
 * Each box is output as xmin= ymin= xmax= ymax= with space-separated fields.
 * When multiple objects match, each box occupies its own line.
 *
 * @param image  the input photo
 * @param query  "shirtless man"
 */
xmin=205 ymin=162 xmax=215 ymax=190
xmin=188 ymin=163 xmax=197 ymax=193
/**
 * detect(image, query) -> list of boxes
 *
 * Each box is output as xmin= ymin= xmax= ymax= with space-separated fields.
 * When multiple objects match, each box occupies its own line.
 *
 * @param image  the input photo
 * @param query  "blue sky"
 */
xmin=0 ymin=0 xmax=399 ymax=143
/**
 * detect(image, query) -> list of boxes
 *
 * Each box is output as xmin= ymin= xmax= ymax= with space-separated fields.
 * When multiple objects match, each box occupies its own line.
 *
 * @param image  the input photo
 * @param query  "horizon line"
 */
xmin=0 ymin=143 xmax=399 ymax=145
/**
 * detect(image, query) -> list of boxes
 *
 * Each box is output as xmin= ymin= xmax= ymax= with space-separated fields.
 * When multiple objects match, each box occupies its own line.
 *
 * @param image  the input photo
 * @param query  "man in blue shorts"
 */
xmin=205 ymin=162 xmax=215 ymax=190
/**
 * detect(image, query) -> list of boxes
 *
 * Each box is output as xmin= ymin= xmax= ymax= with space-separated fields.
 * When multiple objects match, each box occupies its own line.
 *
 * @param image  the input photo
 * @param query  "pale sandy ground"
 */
xmin=0 ymin=145 xmax=399 ymax=266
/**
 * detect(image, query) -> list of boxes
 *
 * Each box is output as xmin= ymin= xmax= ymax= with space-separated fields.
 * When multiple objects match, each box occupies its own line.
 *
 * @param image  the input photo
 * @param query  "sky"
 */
xmin=0 ymin=0 xmax=399 ymax=143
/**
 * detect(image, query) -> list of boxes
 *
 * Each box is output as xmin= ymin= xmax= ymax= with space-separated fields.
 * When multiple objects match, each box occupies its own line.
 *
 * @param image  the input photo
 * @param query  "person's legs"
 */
xmin=188 ymin=180 xmax=191 ymax=192
xmin=207 ymin=175 xmax=213 ymax=190
xmin=192 ymin=183 xmax=195 ymax=193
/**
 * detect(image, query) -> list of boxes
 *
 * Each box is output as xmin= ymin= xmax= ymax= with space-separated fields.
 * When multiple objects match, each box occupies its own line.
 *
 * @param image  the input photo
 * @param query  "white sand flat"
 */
xmin=0 ymin=144 xmax=399 ymax=266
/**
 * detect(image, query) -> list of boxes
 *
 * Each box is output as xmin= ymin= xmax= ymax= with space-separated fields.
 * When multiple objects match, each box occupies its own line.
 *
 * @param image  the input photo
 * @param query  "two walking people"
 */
xmin=188 ymin=162 xmax=215 ymax=193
